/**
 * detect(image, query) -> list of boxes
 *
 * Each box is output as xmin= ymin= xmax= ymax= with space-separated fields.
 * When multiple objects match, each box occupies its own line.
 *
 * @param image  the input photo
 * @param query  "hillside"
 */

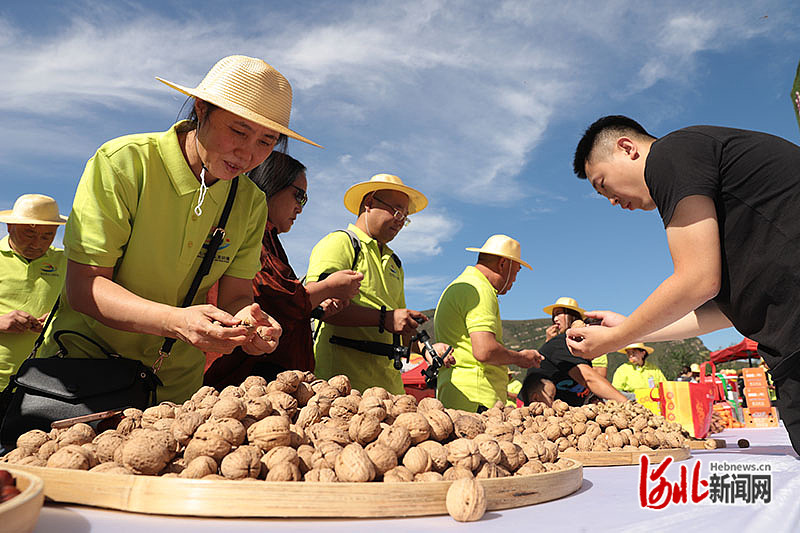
xmin=420 ymin=313 xmax=710 ymax=381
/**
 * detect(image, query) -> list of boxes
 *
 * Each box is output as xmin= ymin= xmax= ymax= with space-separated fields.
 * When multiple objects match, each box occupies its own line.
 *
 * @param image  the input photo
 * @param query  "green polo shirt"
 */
xmin=435 ymin=266 xmax=506 ymax=411
xmin=0 ymin=236 xmax=65 ymax=389
xmin=611 ymin=360 xmax=667 ymax=392
xmin=39 ymin=121 xmax=267 ymax=403
xmin=306 ymin=224 xmax=406 ymax=393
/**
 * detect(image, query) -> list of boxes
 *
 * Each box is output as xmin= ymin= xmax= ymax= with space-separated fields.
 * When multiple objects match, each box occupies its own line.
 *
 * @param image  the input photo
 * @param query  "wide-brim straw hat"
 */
xmin=619 ymin=342 xmax=654 ymax=355
xmin=156 ymin=55 xmax=320 ymax=148
xmin=466 ymin=234 xmax=532 ymax=270
xmin=0 ymin=194 xmax=67 ymax=225
xmin=343 ymin=174 xmax=428 ymax=215
xmin=542 ymin=297 xmax=585 ymax=318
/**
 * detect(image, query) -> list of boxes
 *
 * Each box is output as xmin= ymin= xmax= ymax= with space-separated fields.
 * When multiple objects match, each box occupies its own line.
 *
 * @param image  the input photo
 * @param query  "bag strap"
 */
xmin=25 ymin=295 xmax=62 ymax=361
xmin=154 ymin=177 xmax=239 ymax=372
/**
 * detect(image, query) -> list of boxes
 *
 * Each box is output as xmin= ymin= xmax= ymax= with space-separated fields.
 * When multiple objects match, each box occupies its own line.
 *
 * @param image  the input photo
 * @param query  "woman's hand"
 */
xmin=319 ymin=298 xmax=349 ymax=320
xmin=236 ymin=303 xmax=282 ymax=355
xmin=584 ymin=310 xmax=627 ymax=328
xmin=168 ymin=304 xmax=254 ymax=353
xmin=565 ymin=324 xmax=624 ymax=360
xmin=432 ymin=342 xmax=456 ymax=367
xmin=0 ymin=310 xmax=39 ymax=333
xmin=545 ymin=324 xmax=560 ymax=342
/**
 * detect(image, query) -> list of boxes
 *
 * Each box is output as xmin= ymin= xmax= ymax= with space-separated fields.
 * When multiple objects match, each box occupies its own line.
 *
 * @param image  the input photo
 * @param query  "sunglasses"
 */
xmin=371 ymin=195 xmax=411 ymax=227
xmin=289 ymin=184 xmax=308 ymax=207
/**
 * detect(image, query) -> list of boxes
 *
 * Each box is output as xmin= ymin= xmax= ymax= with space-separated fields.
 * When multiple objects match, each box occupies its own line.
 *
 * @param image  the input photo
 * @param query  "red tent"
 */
xmin=709 ymin=338 xmax=759 ymax=364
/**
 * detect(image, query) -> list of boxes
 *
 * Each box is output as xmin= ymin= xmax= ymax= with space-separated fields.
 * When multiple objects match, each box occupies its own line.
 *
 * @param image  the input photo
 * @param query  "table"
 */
xmin=32 ymin=425 xmax=799 ymax=533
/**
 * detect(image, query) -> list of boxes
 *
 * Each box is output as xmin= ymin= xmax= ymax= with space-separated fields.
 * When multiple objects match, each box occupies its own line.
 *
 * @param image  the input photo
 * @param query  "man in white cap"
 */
xmin=306 ymin=174 xmax=450 ymax=394
xmin=434 ymin=235 xmax=543 ymax=411
xmin=0 ymin=194 xmax=67 ymax=389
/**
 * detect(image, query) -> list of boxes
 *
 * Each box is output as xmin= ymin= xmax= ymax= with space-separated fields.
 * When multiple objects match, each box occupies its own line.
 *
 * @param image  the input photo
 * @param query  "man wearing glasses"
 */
xmin=306 ymin=174 xmax=451 ymax=393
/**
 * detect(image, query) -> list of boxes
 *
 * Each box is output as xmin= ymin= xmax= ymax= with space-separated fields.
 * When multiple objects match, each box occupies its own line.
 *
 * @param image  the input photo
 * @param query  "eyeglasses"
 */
xmin=289 ymin=184 xmax=307 ymax=207
xmin=371 ymin=195 xmax=411 ymax=227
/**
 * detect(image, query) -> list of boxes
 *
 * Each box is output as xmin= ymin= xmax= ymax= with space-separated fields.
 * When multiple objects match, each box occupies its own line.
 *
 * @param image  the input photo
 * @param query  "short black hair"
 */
xmin=248 ymin=151 xmax=306 ymax=198
xmin=572 ymin=115 xmax=654 ymax=179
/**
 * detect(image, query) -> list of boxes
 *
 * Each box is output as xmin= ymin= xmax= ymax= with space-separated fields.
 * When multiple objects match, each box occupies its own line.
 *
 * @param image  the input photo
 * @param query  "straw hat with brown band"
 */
xmin=156 ymin=55 xmax=320 ymax=148
xmin=542 ymin=296 xmax=585 ymax=319
xmin=0 ymin=194 xmax=68 ymax=225
xmin=343 ymin=174 xmax=428 ymax=215
xmin=618 ymin=342 xmax=654 ymax=355
xmin=465 ymin=234 xmax=532 ymax=270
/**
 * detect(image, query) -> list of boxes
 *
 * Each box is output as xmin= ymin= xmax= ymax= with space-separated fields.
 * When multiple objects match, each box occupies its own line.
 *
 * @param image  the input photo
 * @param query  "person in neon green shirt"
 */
xmin=435 ymin=235 xmax=543 ymax=411
xmin=306 ymin=174 xmax=452 ymax=394
xmin=611 ymin=342 xmax=667 ymax=395
xmin=38 ymin=56 xmax=321 ymax=403
xmin=0 ymin=194 xmax=68 ymax=390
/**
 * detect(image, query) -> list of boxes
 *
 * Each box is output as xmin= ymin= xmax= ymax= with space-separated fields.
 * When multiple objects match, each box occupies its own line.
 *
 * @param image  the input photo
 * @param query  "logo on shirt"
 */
xmin=40 ymin=263 xmax=59 ymax=276
xmin=203 ymin=235 xmax=231 ymax=251
xmin=198 ymin=232 xmax=232 ymax=264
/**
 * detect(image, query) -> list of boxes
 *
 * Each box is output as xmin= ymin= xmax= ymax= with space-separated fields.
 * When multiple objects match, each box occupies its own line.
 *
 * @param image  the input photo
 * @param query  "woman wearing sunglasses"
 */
xmin=204 ymin=152 xmax=363 ymax=387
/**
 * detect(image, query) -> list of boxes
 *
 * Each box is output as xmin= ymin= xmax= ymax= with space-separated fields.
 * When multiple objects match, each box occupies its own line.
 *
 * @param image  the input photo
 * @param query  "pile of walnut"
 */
xmin=1 ymin=372 xmax=686 ymax=482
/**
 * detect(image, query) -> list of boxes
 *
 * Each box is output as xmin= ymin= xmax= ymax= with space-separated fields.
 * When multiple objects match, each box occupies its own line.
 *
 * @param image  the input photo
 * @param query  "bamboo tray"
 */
xmin=0 ymin=467 xmax=45 ymax=533
xmin=8 ymin=460 xmax=582 ymax=518
xmin=560 ymin=447 xmax=690 ymax=466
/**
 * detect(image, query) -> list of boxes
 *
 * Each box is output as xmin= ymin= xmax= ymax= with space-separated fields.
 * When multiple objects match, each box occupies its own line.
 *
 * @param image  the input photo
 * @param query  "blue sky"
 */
xmin=2 ymin=1 xmax=799 ymax=352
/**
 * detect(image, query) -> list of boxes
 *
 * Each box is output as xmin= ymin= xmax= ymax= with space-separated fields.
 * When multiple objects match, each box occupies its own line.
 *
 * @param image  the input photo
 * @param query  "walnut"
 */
xmin=417 ymin=440 xmax=448 ymax=473
xmin=247 ymin=415 xmax=292 ymax=452
xmin=402 ymin=446 xmax=432 ymax=475
xmin=171 ymin=411 xmax=206 ymax=446
xmin=304 ymin=467 xmax=338 ymax=482
xmin=391 ymin=395 xmax=418 ymax=417
xmin=327 ymin=375 xmax=352 ymax=397
xmin=296 ymin=444 xmax=316 ymax=473
xmin=392 ymin=413 xmax=431 ymax=445
xmin=36 ymin=440 xmax=60 ymax=461
xmin=516 ymin=459 xmax=545 ymax=475
xmin=498 ymin=441 xmax=526 ymax=472
xmin=424 ymin=410 xmax=454 ymax=442
xmin=377 ymin=425 xmax=412 ymax=457
xmin=415 ymin=471 xmax=444 ymax=482
xmin=447 ymin=438 xmax=481 ymax=471
xmin=330 ymin=396 xmax=359 ymax=422
xmin=315 ymin=440 xmax=344 ymax=466
xmin=543 ymin=422 xmax=562 ymax=441
xmin=241 ymin=375 xmax=268 ymax=391
xmin=476 ymin=462 xmax=506 ymax=479
xmin=294 ymin=382 xmax=315 ymax=407
xmin=142 ymin=404 xmax=176 ymax=428
xmin=312 ymin=424 xmax=351 ymax=447
xmin=443 ymin=465 xmax=475 ymax=480
xmin=577 ymin=434 xmax=593 ymax=451
xmin=607 ymin=433 xmax=625 ymax=449
xmin=446 ymin=478 xmax=486 ymax=522
xmin=89 ymin=463 xmax=131 ymax=475
xmin=219 ymin=385 xmax=245 ymax=399
xmin=383 ymin=465 xmax=414 ymax=482
xmin=362 ymin=386 xmax=391 ymax=401
xmin=363 ymin=441 xmax=397 ymax=477
xmin=93 ymin=430 xmax=126 ymax=463
xmin=349 ymin=413 xmax=382 ymax=446
xmin=305 ymin=394 xmax=332 ymax=417
xmin=611 ymin=413 xmax=629 ymax=430
xmin=121 ymin=429 xmax=175 ymax=475
xmin=266 ymin=391 xmax=298 ymax=419
xmin=58 ymin=423 xmax=96 ymax=446
xmin=289 ymin=423 xmax=308 ymax=447
xmin=221 ymin=445 xmax=263 ymax=479
xmin=262 ymin=446 xmax=299 ymax=470
xmin=198 ymin=394 xmax=220 ymax=410
xmin=453 ymin=415 xmax=485 ymax=439
xmin=416 ymin=397 xmax=444 ymax=414
xmin=485 ymin=421 xmax=514 ymax=442
xmin=334 ymin=443 xmax=376 ymax=482
xmin=475 ymin=438 xmax=502 ymax=465
xmin=591 ymin=438 xmax=609 ymax=452
xmin=266 ymin=463 xmax=302 ymax=481
xmin=585 ymin=423 xmax=602 ymax=440
xmin=315 ymin=385 xmax=342 ymax=404
xmin=3 ymin=447 xmax=33 ymax=464
xmin=483 ymin=406 xmax=505 ymax=423
xmin=17 ymin=429 xmax=49 ymax=451
xmin=552 ymin=399 xmax=570 ymax=416
xmin=295 ymin=405 xmax=322 ymax=428
xmin=211 ymin=396 xmax=247 ymax=420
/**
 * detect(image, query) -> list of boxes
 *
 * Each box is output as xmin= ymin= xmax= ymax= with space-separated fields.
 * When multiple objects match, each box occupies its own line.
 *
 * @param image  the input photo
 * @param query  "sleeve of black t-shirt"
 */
xmin=525 ymin=333 xmax=586 ymax=379
xmin=645 ymin=128 xmax=723 ymax=227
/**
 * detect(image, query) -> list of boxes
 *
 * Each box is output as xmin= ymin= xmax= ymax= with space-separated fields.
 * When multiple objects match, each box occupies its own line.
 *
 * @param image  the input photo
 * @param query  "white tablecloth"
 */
xmin=32 ymin=425 xmax=799 ymax=533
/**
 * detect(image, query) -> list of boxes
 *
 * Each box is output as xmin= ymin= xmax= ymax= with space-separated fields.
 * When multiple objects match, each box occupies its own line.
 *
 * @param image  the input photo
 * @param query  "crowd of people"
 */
xmin=2 ymin=54 xmax=799 ymax=456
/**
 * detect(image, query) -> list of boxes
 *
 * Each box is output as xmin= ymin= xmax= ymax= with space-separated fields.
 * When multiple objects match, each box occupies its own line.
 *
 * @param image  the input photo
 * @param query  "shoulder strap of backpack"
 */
xmin=337 ymin=229 xmax=361 ymax=271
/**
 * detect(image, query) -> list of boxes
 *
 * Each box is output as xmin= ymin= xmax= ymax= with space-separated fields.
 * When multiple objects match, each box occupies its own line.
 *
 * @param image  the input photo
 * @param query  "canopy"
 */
xmin=709 ymin=338 xmax=759 ymax=364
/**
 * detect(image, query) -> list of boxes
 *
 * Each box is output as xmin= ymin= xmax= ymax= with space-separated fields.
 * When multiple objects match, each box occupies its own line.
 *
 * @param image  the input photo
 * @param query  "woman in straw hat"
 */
xmin=39 ymin=55 xmax=319 ymax=403
xmin=610 ymin=342 xmax=667 ymax=396
xmin=204 ymin=152 xmax=363 ymax=387
xmin=0 ymin=194 xmax=67 ymax=390
xmin=542 ymin=296 xmax=609 ymax=378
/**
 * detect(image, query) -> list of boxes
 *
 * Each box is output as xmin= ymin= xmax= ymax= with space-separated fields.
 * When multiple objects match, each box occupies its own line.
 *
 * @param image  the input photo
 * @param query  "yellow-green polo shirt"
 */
xmin=611 ymin=361 xmax=667 ymax=392
xmin=306 ymin=224 xmax=406 ymax=394
xmin=593 ymin=354 xmax=608 ymax=369
xmin=39 ymin=121 xmax=267 ymax=403
xmin=0 ymin=236 xmax=65 ymax=389
xmin=435 ymin=266 xmax=506 ymax=411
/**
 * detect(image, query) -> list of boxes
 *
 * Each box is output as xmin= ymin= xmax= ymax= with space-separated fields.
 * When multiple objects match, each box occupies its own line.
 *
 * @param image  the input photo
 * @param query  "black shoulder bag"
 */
xmin=0 ymin=178 xmax=239 ymax=449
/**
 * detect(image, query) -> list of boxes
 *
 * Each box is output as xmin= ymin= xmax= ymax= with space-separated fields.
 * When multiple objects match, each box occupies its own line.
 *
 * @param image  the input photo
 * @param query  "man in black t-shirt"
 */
xmin=520 ymin=333 xmax=627 ymax=406
xmin=569 ymin=115 xmax=800 ymax=455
